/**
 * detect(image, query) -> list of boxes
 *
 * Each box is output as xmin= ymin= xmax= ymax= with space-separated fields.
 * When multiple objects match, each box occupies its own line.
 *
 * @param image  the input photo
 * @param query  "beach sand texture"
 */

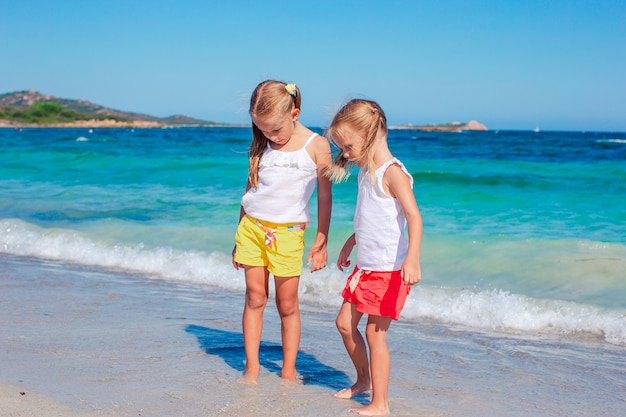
xmin=1 ymin=255 xmax=432 ymax=417
xmin=2 ymin=254 xmax=624 ymax=417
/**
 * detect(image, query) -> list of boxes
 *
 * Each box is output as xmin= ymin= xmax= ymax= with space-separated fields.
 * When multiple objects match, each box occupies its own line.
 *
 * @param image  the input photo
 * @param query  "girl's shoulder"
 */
xmin=303 ymin=131 xmax=329 ymax=149
xmin=296 ymin=128 xmax=328 ymax=151
xmin=380 ymin=158 xmax=413 ymax=193
xmin=309 ymin=133 xmax=332 ymax=158
xmin=382 ymin=158 xmax=411 ymax=177
xmin=301 ymin=132 xmax=331 ymax=167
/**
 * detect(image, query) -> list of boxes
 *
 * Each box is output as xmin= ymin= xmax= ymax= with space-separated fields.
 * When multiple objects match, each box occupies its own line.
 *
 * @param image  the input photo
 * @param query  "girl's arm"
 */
xmin=385 ymin=164 xmax=423 ymax=285
xmin=232 ymin=180 xmax=252 ymax=270
xmin=307 ymin=136 xmax=333 ymax=272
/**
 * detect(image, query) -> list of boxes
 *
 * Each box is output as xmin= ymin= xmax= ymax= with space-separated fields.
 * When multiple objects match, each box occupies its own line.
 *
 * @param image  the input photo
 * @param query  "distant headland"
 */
xmin=389 ymin=120 xmax=487 ymax=132
xmin=0 ymin=90 xmax=233 ymax=128
xmin=1 ymin=90 xmax=487 ymax=131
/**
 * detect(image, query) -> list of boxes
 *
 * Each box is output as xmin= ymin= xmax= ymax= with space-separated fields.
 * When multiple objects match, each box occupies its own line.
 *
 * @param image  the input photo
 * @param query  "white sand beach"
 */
xmin=1 ymin=254 xmax=624 ymax=417
xmin=0 ymin=255 xmax=432 ymax=417
xmin=0 ymin=381 xmax=114 ymax=417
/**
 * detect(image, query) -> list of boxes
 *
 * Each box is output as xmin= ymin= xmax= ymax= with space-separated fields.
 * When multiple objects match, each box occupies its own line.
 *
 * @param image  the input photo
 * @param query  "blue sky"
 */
xmin=1 ymin=0 xmax=624 ymax=131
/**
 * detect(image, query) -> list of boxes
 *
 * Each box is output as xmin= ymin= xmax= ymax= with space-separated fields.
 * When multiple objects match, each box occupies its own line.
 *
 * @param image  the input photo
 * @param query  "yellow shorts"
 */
xmin=234 ymin=215 xmax=306 ymax=277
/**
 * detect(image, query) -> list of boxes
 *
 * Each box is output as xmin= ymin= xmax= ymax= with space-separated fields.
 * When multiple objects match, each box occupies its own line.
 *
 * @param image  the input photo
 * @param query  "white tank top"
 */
xmin=354 ymin=158 xmax=413 ymax=271
xmin=242 ymin=133 xmax=318 ymax=224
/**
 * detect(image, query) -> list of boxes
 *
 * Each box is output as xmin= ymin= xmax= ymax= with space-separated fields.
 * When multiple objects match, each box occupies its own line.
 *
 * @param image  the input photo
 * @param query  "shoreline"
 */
xmin=2 ymin=254 xmax=624 ymax=417
xmin=0 ymin=254 xmax=387 ymax=417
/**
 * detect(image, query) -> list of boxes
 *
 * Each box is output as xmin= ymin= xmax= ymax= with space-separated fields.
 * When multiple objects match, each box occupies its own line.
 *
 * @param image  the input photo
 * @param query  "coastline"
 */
xmin=0 ymin=121 xmax=481 ymax=131
xmin=0 ymin=120 xmax=247 ymax=129
xmin=389 ymin=120 xmax=488 ymax=132
xmin=0 ymin=119 xmax=163 ymax=128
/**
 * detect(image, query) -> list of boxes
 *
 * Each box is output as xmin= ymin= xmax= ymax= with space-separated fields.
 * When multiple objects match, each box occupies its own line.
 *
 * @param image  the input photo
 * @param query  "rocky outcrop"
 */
xmin=463 ymin=120 xmax=488 ymax=131
xmin=390 ymin=120 xmax=487 ymax=132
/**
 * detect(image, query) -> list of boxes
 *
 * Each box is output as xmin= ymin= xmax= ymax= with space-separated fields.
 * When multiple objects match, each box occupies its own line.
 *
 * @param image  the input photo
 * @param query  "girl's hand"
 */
xmin=337 ymin=234 xmax=356 ymax=271
xmin=337 ymin=254 xmax=351 ymax=271
xmin=307 ymin=241 xmax=328 ymax=273
xmin=401 ymin=258 xmax=421 ymax=286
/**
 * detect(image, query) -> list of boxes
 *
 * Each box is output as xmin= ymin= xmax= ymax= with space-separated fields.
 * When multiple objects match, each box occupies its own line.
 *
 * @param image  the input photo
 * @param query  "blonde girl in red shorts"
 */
xmin=326 ymin=99 xmax=423 ymax=416
xmin=232 ymin=80 xmax=332 ymax=384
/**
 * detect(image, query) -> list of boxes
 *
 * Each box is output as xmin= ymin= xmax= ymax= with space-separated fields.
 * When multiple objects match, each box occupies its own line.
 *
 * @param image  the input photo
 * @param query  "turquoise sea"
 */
xmin=1 ymin=126 xmax=625 ymax=416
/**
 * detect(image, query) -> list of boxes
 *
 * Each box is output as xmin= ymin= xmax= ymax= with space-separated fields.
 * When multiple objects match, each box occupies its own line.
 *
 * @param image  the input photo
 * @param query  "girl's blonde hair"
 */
xmin=326 ymin=99 xmax=387 ymax=182
xmin=247 ymin=80 xmax=301 ymax=187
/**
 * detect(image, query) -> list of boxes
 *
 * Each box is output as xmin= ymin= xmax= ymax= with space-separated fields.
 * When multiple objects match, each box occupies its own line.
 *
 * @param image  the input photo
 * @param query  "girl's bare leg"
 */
xmin=349 ymin=315 xmax=392 ymax=416
xmin=241 ymin=266 xmax=269 ymax=383
xmin=334 ymin=301 xmax=371 ymax=399
xmin=274 ymin=275 xmax=301 ymax=381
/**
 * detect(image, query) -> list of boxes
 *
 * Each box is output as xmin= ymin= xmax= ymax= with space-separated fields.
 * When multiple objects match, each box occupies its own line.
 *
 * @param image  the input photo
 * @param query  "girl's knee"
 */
xmin=276 ymin=298 xmax=298 ymax=318
xmin=365 ymin=327 xmax=389 ymax=349
xmin=246 ymin=292 xmax=268 ymax=310
xmin=336 ymin=314 xmax=352 ymax=335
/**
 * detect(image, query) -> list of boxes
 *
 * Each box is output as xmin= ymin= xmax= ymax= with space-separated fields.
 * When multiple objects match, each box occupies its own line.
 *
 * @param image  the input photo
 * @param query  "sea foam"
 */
xmin=2 ymin=218 xmax=624 ymax=346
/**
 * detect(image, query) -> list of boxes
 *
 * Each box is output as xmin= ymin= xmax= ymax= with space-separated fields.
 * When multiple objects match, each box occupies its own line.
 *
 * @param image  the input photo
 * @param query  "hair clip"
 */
xmin=372 ymin=107 xmax=378 ymax=113
xmin=285 ymin=83 xmax=297 ymax=98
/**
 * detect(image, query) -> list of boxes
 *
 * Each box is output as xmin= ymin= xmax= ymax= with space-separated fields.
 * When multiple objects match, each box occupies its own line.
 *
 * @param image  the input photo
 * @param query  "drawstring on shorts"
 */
xmin=256 ymin=220 xmax=278 ymax=249
xmin=247 ymin=216 xmax=305 ymax=250
xmin=348 ymin=268 xmax=370 ymax=293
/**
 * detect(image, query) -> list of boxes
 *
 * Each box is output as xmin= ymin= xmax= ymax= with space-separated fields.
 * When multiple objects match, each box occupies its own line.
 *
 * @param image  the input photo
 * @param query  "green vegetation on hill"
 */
xmin=1 ymin=90 xmax=221 ymax=126
xmin=0 ymin=102 xmax=129 ymax=125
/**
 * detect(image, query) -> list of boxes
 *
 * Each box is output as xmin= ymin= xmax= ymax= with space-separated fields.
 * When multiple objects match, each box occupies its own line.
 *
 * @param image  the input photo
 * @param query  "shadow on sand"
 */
xmin=185 ymin=324 xmax=356 ymax=393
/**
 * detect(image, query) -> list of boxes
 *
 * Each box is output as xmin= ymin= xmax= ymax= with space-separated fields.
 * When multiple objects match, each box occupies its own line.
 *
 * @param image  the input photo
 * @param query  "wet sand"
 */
xmin=1 ymin=254 xmax=624 ymax=417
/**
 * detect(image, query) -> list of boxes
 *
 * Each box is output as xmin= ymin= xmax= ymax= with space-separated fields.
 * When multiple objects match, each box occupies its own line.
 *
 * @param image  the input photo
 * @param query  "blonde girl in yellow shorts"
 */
xmin=232 ymin=80 xmax=332 ymax=384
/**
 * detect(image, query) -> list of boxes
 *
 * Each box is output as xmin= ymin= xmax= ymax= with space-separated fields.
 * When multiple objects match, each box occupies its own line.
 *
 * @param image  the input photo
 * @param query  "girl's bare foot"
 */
xmin=238 ymin=364 xmax=259 ymax=385
xmin=333 ymin=382 xmax=371 ymax=399
xmin=237 ymin=372 xmax=258 ymax=385
xmin=280 ymin=367 xmax=298 ymax=382
xmin=348 ymin=404 xmax=390 ymax=416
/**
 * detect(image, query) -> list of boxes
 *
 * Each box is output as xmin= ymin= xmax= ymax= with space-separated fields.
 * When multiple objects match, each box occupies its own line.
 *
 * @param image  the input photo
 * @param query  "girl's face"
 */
xmin=253 ymin=109 xmax=299 ymax=146
xmin=333 ymin=124 xmax=366 ymax=167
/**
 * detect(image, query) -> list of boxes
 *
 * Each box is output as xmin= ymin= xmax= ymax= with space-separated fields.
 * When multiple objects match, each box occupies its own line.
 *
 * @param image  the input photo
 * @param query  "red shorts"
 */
xmin=341 ymin=266 xmax=411 ymax=320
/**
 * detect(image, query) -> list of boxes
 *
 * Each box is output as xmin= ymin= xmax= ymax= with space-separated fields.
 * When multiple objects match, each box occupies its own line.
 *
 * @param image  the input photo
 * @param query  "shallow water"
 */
xmin=1 ymin=126 xmax=626 ymax=414
xmin=1 ymin=126 xmax=625 ymax=347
